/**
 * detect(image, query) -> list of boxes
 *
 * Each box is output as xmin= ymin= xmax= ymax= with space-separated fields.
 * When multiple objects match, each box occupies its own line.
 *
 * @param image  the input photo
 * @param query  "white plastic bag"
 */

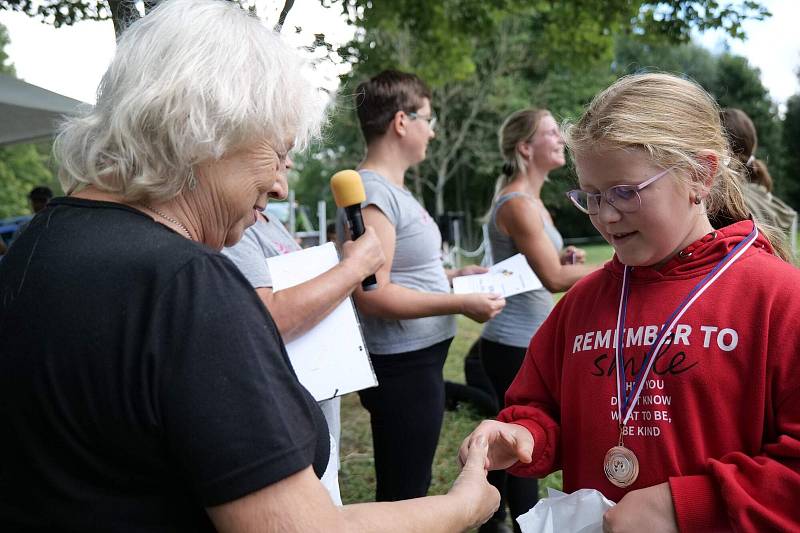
xmin=516 ymin=488 xmax=615 ymax=533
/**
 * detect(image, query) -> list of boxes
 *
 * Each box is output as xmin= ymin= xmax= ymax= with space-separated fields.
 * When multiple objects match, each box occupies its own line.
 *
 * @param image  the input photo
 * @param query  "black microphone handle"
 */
xmin=345 ymin=205 xmax=366 ymax=238
xmin=344 ymin=205 xmax=378 ymax=291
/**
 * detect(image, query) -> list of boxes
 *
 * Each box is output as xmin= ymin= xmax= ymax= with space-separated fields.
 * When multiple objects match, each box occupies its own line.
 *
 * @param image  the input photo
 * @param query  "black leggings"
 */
xmin=480 ymin=337 xmax=539 ymax=530
xmin=358 ymin=338 xmax=453 ymax=501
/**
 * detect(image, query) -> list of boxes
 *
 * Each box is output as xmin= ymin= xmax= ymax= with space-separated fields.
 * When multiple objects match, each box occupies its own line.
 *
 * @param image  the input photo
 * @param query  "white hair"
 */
xmin=55 ymin=0 xmax=327 ymax=201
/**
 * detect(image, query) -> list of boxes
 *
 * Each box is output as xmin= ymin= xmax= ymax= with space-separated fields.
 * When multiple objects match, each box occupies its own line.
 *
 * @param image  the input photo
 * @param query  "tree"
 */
xmin=782 ymin=76 xmax=800 ymax=209
xmin=0 ymin=23 xmax=59 ymax=219
xmin=299 ymin=0 xmax=769 ymax=244
xmin=0 ymin=22 xmax=13 ymax=75
xmin=613 ymin=35 xmax=788 ymax=203
xmin=0 ymin=0 xmax=295 ymax=36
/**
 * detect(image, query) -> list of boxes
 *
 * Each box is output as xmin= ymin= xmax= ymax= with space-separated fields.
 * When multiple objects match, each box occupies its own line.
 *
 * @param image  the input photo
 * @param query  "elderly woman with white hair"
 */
xmin=0 ymin=1 xmax=498 ymax=531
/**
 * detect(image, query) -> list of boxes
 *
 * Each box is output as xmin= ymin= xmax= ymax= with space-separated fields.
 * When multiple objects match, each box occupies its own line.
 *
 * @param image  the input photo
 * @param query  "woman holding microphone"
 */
xmin=340 ymin=70 xmax=505 ymax=503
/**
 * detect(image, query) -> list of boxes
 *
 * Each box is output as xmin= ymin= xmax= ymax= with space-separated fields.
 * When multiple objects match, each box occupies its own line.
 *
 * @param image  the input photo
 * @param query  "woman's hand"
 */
xmin=458 ymin=420 xmax=534 ymax=471
xmin=455 ymin=265 xmax=489 ymax=277
xmin=446 ymin=264 xmax=488 ymax=283
xmin=458 ymin=293 xmax=506 ymax=323
xmin=448 ymin=435 xmax=501 ymax=530
xmin=341 ymin=226 xmax=386 ymax=281
xmin=560 ymin=245 xmax=587 ymax=265
xmin=602 ymin=483 xmax=678 ymax=533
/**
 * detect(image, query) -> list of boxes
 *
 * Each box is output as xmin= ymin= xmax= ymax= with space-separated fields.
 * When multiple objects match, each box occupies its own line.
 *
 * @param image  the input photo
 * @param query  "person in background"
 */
xmin=444 ymin=340 xmax=499 ymax=417
xmin=719 ymin=107 xmax=797 ymax=256
xmin=9 ymin=186 xmax=54 ymax=245
xmin=339 ymin=69 xmax=506 ymax=503
xmin=0 ymin=1 xmax=500 ymax=531
xmin=222 ymin=156 xmax=384 ymax=505
xmin=460 ymin=73 xmax=800 ymax=532
xmin=28 ymin=186 xmax=54 ymax=213
xmin=477 ymin=108 xmax=598 ymax=533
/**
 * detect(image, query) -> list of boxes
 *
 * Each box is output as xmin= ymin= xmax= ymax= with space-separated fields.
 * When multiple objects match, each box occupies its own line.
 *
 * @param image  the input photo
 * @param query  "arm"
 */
xmin=207 ymin=438 xmax=500 ymax=533
xmin=458 ymin=308 xmax=564 ymax=479
xmin=496 ymin=197 xmax=597 ymax=293
xmin=496 ymin=309 xmax=564 ymax=477
xmin=259 ymin=228 xmax=384 ymax=342
xmin=353 ymin=205 xmax=504 ymax=323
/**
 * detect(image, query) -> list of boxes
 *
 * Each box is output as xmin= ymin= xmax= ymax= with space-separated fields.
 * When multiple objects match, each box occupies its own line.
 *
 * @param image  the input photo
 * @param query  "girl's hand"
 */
xmin=560 ymin=245 xmax=587 ymax=265
xmin=602 ymin=482 xmax=678 ymax=533
xmin=458 ymin=420 xmax=534 ymax=471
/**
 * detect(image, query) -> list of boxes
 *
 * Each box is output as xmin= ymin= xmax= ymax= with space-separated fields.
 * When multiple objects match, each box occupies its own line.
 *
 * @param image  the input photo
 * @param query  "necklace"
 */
xmin=142 ymin=204 xmax=192 ymax=239
xmin=604 ymin=223 xmax=759 ymax=488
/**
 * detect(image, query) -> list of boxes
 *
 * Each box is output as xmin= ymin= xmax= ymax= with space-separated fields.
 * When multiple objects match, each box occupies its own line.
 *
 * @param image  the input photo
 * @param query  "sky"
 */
xmin=0 ymin=0 xmax=798 ymax=109
xmin=0 ymin=0 xmax=357 ymax=103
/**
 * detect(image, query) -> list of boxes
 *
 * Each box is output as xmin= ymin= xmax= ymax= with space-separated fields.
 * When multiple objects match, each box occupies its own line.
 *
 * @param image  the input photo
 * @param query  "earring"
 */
xmin=187 ymin=169 xmax=197 ymax=191
xmin=694 ymin=196 xmax=702 ymax=205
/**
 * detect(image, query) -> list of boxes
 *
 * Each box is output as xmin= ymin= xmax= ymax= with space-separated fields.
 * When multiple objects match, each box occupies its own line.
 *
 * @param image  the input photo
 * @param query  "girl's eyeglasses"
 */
xmin=565 ymin=167 xmax=672 ymax=215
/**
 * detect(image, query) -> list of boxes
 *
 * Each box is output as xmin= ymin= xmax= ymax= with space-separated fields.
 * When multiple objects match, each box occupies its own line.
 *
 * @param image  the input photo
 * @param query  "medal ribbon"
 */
xmin=615 ymin=223 xmax=759 ymax=425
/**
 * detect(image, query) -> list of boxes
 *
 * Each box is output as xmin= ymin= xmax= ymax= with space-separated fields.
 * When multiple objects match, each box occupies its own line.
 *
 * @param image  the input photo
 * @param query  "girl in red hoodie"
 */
xmin=460 ymin=73 xmax=800 ymax=532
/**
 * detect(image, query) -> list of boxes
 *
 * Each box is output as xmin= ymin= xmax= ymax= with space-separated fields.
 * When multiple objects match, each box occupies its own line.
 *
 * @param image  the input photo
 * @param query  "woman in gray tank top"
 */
xmin=477 ymin=109 xmax=598 ymax=533
xmin=343 ymin=70 xmax=507 ymax=504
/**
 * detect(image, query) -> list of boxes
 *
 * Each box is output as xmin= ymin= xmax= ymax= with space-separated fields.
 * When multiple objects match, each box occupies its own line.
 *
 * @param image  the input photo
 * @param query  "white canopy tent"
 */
xmin=0 ymin=73 xmax=87 ymax=147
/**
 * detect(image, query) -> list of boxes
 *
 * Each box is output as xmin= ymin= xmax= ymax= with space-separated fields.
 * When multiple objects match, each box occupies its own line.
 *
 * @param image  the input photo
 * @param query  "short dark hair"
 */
xmin=355 ymin=70 xmax=432 ymax=144
xmin=29 ymin=186 xmax=53 ymax=202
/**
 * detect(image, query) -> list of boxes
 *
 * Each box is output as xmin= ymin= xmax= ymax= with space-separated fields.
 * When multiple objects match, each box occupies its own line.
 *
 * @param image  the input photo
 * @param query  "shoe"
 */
xmin=478 ymin=517 xmax=513 ymax=533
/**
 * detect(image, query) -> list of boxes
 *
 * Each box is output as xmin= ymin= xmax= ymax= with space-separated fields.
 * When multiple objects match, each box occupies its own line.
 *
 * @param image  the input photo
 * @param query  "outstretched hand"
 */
xmin=448 ymin=435 xmax=501 ymax=530
xmin=459 ymin=420 xmax=534 ymax=471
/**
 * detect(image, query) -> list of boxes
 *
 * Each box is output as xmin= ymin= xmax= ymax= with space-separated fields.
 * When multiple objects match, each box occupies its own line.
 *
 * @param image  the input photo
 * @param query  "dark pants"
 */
xmin=358 ymin=338 xmax=453 ymax=501
xmin=444 ymin=339 xmax=499 ymax=416
xmin=480 ymin=338 xmax=539 ymax=532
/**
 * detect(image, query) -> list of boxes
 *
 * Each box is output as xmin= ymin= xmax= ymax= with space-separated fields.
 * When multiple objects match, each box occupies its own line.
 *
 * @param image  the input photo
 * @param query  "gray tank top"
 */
xmin=480 ymin=192 xmax=563 ymax=348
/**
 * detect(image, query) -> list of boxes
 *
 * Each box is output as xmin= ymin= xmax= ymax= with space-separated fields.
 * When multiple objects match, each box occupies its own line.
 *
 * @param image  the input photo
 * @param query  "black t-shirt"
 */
xmin=0 ymin=198 xmax=329 ymax=532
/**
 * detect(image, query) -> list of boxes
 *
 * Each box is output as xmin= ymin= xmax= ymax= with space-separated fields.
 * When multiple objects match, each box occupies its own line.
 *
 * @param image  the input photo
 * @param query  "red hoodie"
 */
xmin=499 ymin=220 xmax=800 ymax=532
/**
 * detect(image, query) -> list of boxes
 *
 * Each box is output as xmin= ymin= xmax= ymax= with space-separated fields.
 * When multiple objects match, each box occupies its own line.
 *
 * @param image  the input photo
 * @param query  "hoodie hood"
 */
xmin=605 ymin=219 xmax=773 ymax=283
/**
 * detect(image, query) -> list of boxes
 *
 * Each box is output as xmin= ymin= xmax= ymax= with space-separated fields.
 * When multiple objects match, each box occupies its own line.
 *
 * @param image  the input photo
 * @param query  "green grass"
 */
xmin=582 ymin=242 xmax=614 ymax=266
xmin=339 ymin=243 xmax=614 ymax=528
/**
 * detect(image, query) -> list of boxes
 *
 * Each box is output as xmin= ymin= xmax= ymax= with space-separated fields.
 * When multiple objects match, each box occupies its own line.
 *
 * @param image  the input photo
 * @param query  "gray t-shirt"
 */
xmin=222 ymin=213 xmax=300 ymax=288
xmin=222 ymin=213 xmax=342 ymax=505
xmin=481 ymin=192 xmax=563 ymax=348
xmin=337 ymin=170 xmax=456 ymax=354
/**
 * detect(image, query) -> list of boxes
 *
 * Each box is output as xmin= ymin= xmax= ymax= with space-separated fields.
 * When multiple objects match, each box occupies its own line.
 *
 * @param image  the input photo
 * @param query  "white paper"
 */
xmin=452 ymin=253 xmax=542 ymax=297
xmin=516 ymin=488 xmax=615 ymax=533
xmin=267 ymin=243 xmax=377 ymax=401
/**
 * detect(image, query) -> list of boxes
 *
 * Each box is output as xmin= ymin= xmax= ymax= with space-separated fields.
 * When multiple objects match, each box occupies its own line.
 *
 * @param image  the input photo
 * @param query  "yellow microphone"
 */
xmin=331 ymin=170 xmax=378 ymax=291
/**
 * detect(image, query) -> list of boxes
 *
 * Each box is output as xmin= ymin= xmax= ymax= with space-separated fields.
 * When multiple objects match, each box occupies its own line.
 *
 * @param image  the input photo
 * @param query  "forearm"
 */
xmin=266 ymin=260 xmax=363 ymax=342
xmin=341 ymin=494 xmax=472 ymax=533
xmin=355 ymin=282 xmax=462 ymax=320
xmin=541 ymin=264 xmax=598 ymax=293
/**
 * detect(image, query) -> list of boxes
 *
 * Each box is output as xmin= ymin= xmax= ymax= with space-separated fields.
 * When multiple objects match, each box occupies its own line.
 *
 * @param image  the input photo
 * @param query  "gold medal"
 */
xmin=604 ymin=445 xmax=639 ymax=487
